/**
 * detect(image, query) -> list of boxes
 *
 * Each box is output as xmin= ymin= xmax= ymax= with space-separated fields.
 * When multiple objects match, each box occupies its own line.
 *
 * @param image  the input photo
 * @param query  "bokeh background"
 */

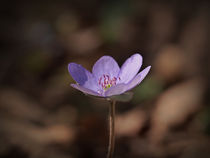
xmin=1 ymin=0 xmax=210 ymax=158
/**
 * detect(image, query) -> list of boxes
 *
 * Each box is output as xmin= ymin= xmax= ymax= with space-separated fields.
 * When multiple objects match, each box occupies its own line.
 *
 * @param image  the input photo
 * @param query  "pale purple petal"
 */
xmin=118 ymin=54 xmax=142 ymax=84
xmin=126 ymin=66 xmax=151 ymax=91
xmin=105 ymin=66 xmax=151 ymax=96
xmin=92 ymin=56 xmax=120 ymax=82
xmin=105 ymin=83 xmax=127 ymax=97
xmin=71 ymin=84 xmax=102 ymax=97
xmin=68 ymin=63 xmax=99 ymax=91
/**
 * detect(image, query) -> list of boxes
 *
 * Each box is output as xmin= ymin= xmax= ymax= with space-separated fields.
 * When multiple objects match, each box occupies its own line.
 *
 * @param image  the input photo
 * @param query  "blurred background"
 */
xmin=1 ymin=0 xmax=210 ymax=158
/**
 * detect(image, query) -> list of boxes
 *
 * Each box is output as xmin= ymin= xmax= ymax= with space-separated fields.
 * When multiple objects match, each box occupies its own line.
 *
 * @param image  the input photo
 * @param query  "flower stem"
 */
xmin=107 ymin=100 xmax=116 ymax=158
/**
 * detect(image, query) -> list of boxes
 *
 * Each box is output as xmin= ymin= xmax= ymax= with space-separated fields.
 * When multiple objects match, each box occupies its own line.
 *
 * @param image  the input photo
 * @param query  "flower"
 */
xmin=68 ymin=53 xmax=151 ymax=97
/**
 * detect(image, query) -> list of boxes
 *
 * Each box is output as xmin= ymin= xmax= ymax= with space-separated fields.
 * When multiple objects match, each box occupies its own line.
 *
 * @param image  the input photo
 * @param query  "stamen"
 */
xmin=98 ymin=74 xmax=119 ymax=91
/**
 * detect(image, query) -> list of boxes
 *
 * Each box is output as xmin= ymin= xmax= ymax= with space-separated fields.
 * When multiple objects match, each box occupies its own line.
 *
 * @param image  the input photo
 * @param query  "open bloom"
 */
xmin=68 ymin=53 xmax=151 ymax=97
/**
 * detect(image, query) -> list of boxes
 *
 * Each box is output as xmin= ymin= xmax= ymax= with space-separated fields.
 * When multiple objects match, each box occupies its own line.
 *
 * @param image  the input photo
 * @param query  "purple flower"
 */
xmin=68 ymin=53 xmax=151 ymax=97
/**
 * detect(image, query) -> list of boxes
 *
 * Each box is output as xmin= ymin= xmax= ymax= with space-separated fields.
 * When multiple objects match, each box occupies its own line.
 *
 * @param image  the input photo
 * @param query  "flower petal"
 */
xmin=105 ymin=83 xmax=127 ymax=97
xmin=68 ymin=63 xmax=98 ymax=91
xmin=71 ymin=84 xmax=102 ymax=97
xmin=118 ymin=54 xmax=142 ymax=84
xmin=105 ymin=66 xmax=151 ymax=96
xmin=126 ymin=66 xmax=151 ymax=91
xmin=92 ymin=56 xmax=120 ymax=82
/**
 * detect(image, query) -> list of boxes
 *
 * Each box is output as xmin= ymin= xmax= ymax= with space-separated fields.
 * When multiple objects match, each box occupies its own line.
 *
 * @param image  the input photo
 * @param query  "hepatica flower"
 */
xmin=68 ymin=53 xmax=151 ymax=158
xmin=68 ymin=53 xmax=151 ymax=98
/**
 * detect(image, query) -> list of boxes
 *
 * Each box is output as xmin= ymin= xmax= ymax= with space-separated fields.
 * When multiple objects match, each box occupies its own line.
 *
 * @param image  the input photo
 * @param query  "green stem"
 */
xmin=107 ymin=100 xmax=116 ymax=158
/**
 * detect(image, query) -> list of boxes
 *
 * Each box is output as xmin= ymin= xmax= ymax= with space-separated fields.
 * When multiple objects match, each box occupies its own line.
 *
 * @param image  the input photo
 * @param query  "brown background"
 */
xmin=0 ymin=0 xmax=210 ymax=158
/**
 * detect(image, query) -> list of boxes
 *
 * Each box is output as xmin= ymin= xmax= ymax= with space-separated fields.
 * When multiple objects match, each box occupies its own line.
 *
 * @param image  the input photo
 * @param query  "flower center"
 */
xmin=98 ymin=74 xmax=120 ymax=91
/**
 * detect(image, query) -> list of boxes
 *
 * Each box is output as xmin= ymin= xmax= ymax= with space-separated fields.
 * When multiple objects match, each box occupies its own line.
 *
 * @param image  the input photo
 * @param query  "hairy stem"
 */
xmin=107 ymin=100 xmax=116 ymax=158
